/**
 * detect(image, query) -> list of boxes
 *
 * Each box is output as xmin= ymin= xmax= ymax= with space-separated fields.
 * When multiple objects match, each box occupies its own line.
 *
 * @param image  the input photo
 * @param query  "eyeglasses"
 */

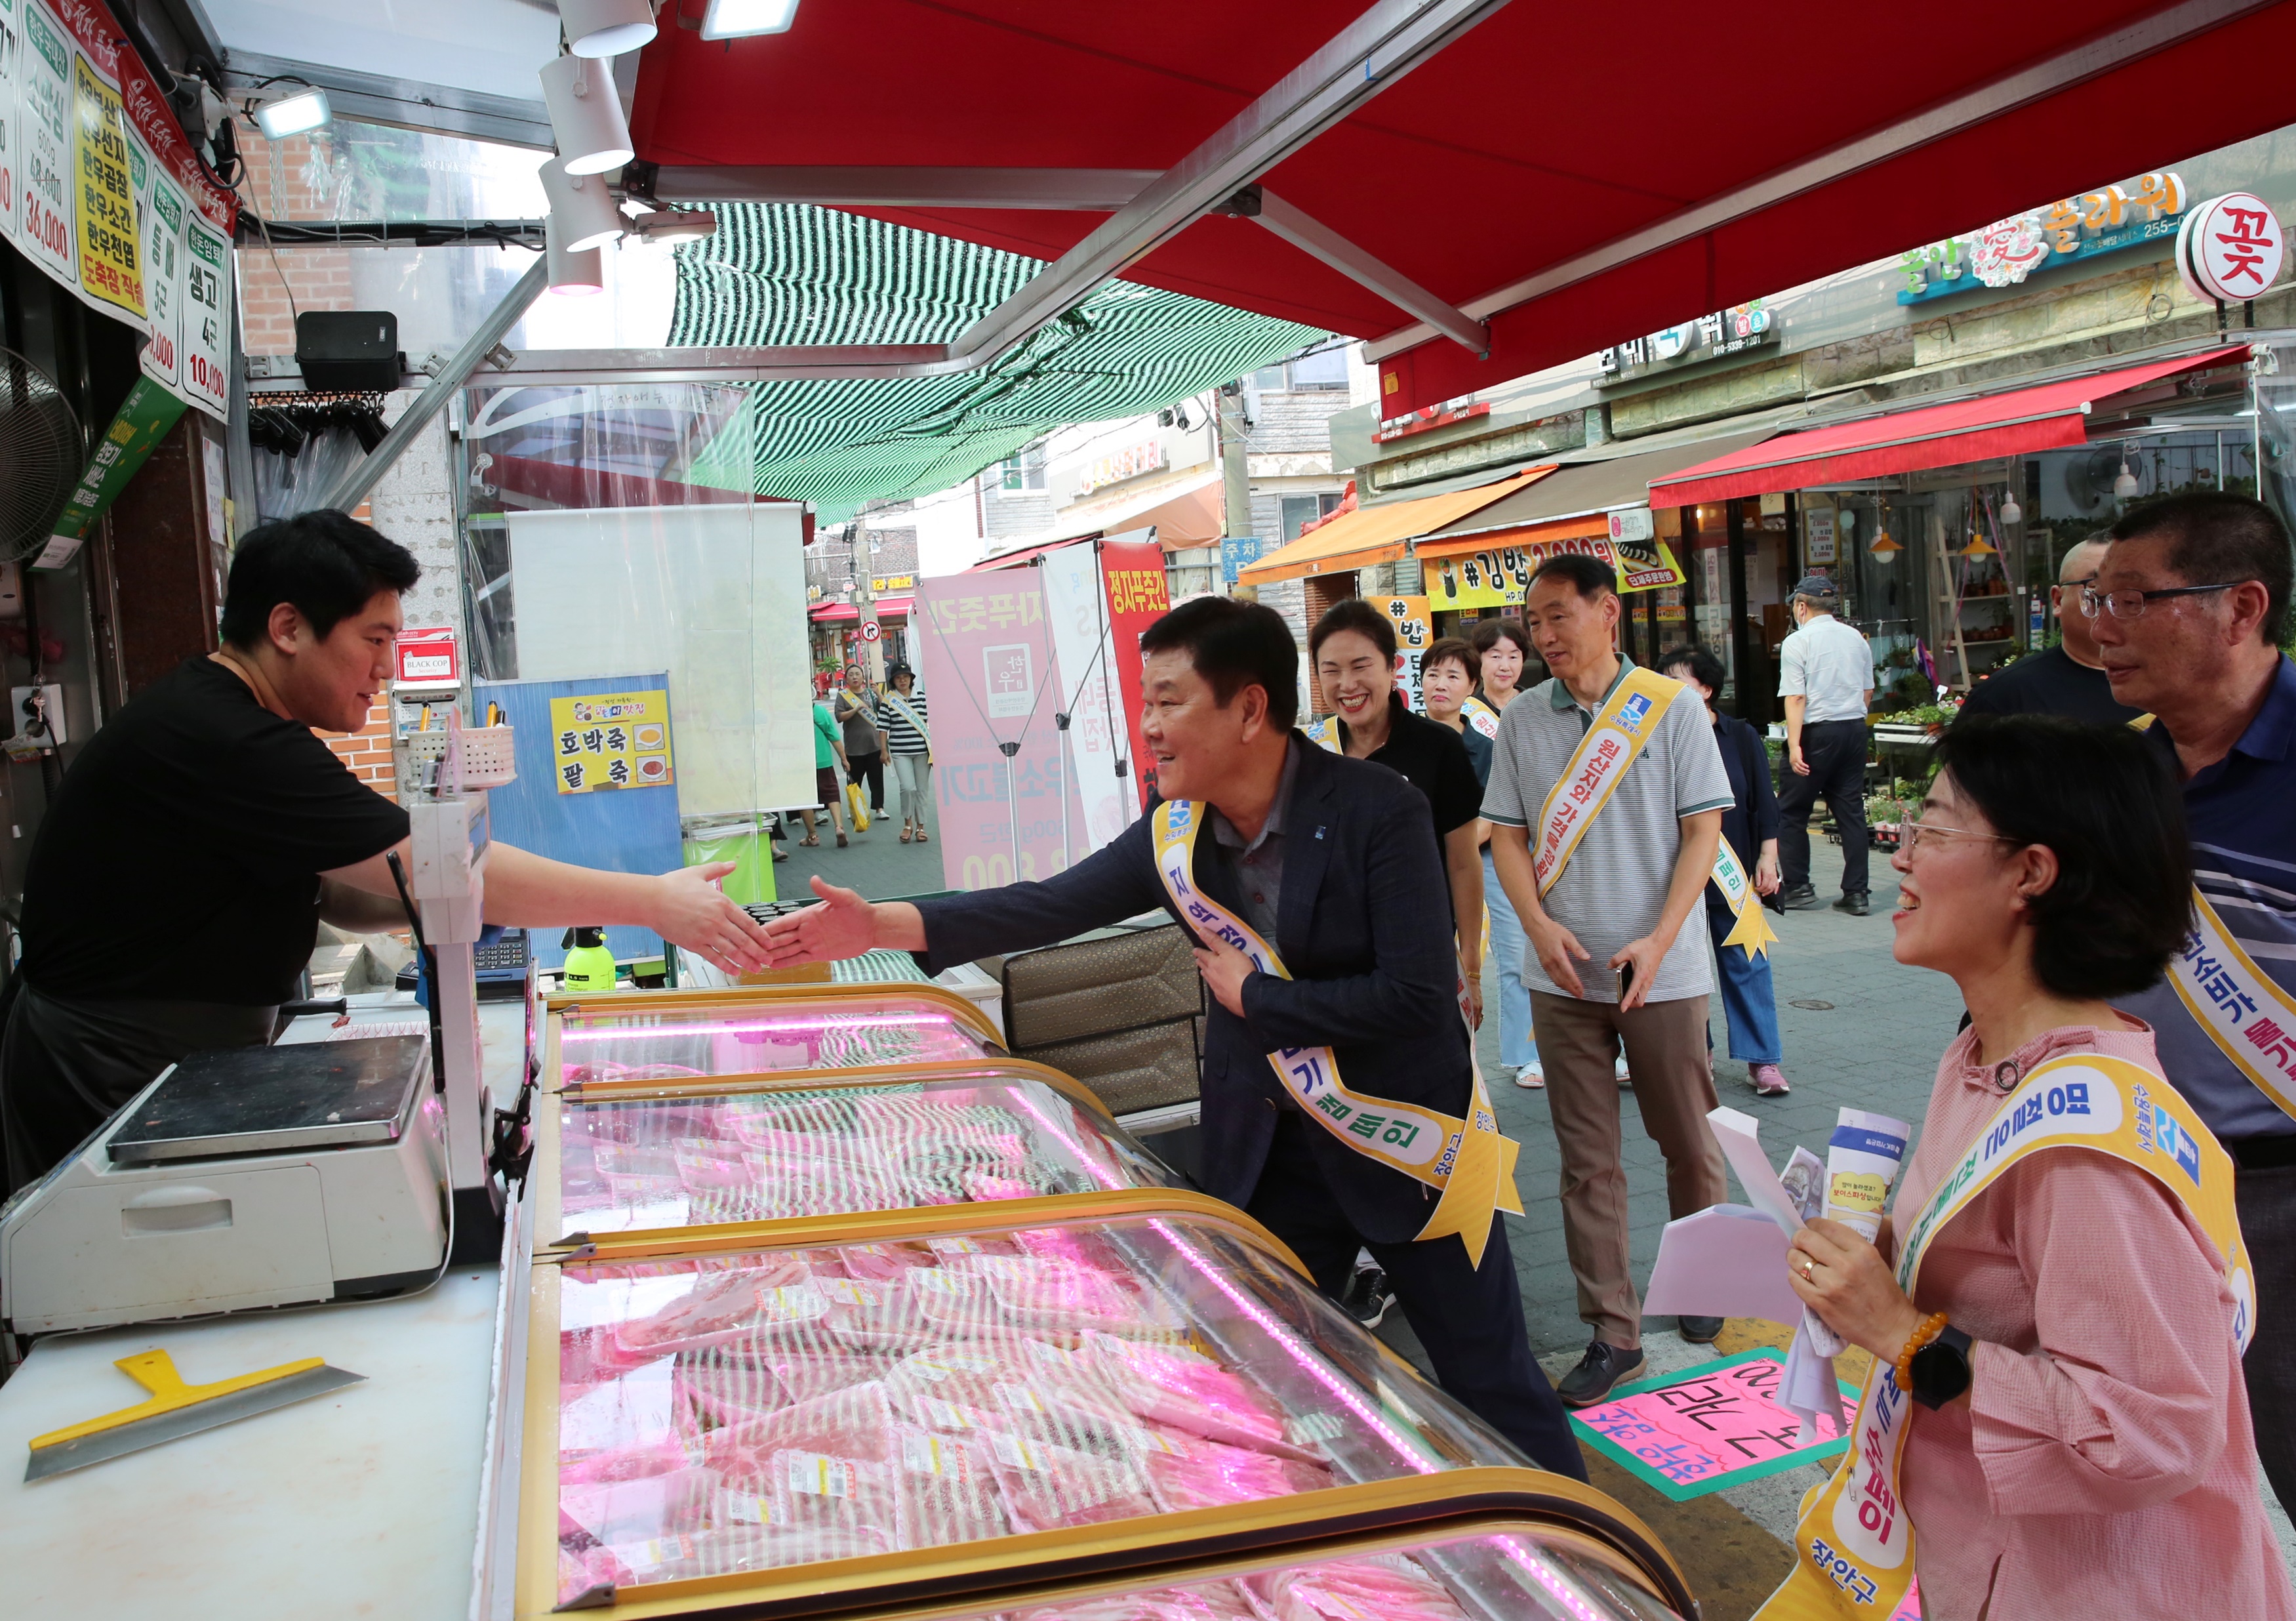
xmin=2078 ymin=581 xmax=2246 ymax=619
xmin=1901 ymin=815 xmax=2021 ymax=860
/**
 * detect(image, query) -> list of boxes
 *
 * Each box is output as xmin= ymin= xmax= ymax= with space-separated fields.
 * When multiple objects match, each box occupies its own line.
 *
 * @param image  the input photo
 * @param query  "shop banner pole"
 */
xmin=317 ymin=256 xmax=550 ymax=515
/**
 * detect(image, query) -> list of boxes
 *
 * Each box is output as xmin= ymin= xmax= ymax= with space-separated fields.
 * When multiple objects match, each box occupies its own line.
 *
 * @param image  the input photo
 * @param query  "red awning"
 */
xmin=1647 ymin=346 xmax=2251 ymax=508
xmin=628 ymin=5 xmax=2296 ymax=417
xmin=809 ymin=597 xmax=914 ymax=622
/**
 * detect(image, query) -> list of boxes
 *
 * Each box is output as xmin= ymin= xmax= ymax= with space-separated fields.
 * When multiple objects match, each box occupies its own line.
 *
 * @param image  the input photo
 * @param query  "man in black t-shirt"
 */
xmin=1 ymin=510 xmax=773 ymax=1192
xmin=1957 ymin=537 xmax=2142 ymax=727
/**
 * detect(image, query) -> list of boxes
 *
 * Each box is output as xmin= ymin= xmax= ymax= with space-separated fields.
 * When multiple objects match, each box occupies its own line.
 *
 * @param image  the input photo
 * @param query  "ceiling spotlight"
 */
xmin=545 ymin=215 xmax=605 ymax=295
xmin=702 ymin=0 xmax=799 ymax=39
xmin=251 ymin=86 xmax=332 ymax=140
xmin=630 ymin=208 xmax=718 ymax=244
xmin=557 ymin=0 xmax=656 ymax=57
xmin=2112 ymin=459 xmax=2140 ymax=499
xmin=540 ymin=157 xmax=627 ymax=253
xmin=538 ymin=54 xmax=635 ymax=176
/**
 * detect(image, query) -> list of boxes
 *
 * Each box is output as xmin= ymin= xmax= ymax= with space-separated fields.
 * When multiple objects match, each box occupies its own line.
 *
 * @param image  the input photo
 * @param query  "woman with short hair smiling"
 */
xmin=1777 ymin=715 xmax=2291 ymax=1620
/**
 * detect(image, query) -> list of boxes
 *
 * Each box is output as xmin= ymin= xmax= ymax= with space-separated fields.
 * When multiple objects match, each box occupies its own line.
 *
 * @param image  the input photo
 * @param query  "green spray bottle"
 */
xmin=561 ymin=927 xmax=619 ymax=994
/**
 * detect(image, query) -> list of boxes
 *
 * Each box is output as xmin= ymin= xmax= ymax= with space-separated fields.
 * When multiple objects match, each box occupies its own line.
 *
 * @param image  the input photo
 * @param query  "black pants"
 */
xmin=1244 ymin=1111 xmax=1586 ymax=1479
xmin=2238 ymin=1160 xmax=2296 ymax=1515
xmin=1778 ymin=718 xmax=1868 ymax=896
xmin=849 ymin=749 xmax=885 ymax=813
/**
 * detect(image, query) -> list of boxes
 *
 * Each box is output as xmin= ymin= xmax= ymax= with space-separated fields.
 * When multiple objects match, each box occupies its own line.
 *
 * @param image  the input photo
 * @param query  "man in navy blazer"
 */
xmin=764 ymin=597 xmax=1582 ymax=1479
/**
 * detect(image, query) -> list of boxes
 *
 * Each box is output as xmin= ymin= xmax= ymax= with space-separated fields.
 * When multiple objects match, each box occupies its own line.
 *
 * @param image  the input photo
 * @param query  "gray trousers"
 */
xmin=891 ymin=752 xmax=934 ymax=834
xmin=2239 ymin=1160 xmax=2296 ymax=1516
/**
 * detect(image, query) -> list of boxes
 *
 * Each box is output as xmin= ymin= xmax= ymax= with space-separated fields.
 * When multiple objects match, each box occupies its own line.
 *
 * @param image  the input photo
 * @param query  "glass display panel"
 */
xmin=555 ymin=1071 xmax=1170 ymax=1235
xmin=558 ymin=995 xmax=994 ymax=1084
xmin=548 ymin=1215 xmax=1517 ymax=1606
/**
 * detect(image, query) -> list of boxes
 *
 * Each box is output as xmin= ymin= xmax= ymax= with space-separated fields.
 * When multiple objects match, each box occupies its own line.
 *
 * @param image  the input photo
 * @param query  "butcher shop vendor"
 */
xmin=0 ymin=508 xmax=774 ymax=1193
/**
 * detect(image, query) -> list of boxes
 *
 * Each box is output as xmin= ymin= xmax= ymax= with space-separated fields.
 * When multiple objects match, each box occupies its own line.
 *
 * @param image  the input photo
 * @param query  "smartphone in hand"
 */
xmin=1618 ymin=959 xmax=1636 ymax=1001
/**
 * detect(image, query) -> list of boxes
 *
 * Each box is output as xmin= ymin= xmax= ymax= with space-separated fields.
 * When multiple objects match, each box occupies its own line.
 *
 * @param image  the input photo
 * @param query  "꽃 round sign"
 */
xmin=2181 ymin=192 xmax=2285 ymax=304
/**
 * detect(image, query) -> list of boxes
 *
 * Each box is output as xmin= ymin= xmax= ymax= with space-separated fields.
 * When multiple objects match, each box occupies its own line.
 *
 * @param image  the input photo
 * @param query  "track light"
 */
xmin=701 ymin=0 xmax=799 ymax=39
xmin=629 ymin=208 xmax=717 ymax=245
xmin=540 ymin=157 xmax=626 ymax=253
xmin=544 ymin=215 xmax=605 ymax=295
xmin=538 ymin=54 xmax=635 ymax=176
xmin=251 ymin=86 xmax=331 ymax=140
xmin=557 ymin=0 xmax=656 ymax=57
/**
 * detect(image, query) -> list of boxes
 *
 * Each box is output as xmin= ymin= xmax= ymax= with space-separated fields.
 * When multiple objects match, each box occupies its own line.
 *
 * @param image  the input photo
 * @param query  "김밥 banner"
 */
xmin=2 ymin=0 xmax=236 ymax=417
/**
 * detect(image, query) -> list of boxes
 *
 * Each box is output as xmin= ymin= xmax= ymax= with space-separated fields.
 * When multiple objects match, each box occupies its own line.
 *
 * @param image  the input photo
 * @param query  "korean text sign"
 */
xmin=549 ymin=690 xmax=674 ymax=795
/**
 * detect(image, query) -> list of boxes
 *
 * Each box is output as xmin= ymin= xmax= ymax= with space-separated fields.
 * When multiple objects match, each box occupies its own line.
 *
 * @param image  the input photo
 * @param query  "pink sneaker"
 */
xmin=1750 ymin=1063 xmax=1790 ymax=1096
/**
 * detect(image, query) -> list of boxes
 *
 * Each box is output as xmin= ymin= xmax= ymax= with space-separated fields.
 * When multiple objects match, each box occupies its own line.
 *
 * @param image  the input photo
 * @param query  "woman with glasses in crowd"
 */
xmin=1782 ymin=714 xmax=2290 ymax=1620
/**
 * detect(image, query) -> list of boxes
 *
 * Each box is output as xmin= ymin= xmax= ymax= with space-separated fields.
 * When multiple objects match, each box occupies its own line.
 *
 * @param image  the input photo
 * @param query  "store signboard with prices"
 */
xmin=70 ymin=49 xmax=141 ymax=319
xmin=134 ymin=138 xmax=184 ymax=390
xmin=178 ymin=214 xmax=230 ymax=413
xmin=550 ymin=690 xmax=674 ymax=795
xmin=16 ymin=1 xmax=73 ymax=282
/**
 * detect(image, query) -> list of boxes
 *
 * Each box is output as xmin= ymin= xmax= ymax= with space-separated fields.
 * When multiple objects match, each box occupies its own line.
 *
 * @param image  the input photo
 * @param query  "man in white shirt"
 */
xmin=1775 ymin=575 xmax=1876 ymax=914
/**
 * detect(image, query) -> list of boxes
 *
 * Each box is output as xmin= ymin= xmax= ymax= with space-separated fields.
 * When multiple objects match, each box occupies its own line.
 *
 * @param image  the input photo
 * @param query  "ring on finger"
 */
xmin=1799 ymin=1258 xmax=1817 ymax=1279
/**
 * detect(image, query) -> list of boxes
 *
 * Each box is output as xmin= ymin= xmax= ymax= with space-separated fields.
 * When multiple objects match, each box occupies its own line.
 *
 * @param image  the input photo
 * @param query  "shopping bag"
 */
xmin=845 ymin=780 xmax=871 ymax=831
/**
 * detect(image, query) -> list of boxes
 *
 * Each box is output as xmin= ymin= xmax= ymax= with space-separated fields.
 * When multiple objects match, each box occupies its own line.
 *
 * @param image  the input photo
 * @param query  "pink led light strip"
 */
xmin=1000 ymin=1084 xmax=1437 ymax=1478
xmin=560 ymin=1014 xmax=963 ymax=1042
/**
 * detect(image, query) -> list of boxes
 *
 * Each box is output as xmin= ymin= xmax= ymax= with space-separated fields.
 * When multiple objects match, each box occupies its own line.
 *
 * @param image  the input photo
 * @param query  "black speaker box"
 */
xmin=295 ymin=310 xmax=403 ymax=392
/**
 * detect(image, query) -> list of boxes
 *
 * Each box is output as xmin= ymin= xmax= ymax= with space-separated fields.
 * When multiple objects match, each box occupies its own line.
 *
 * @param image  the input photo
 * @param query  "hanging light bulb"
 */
xmin=2112 ymin=458 xmax=2140 ymax=499
xmin=539 ymin=53 xmax=635 ymax=176
xmin=1998 ymin=480 xmax=2021 ymax=526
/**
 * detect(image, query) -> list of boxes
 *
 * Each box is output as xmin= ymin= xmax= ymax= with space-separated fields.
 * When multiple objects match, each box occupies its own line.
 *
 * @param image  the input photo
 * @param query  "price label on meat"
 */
xmin=548 ymin=689 xmax=674 ymax=795
xmin=70 ymin=51 xmax=142 ymax=319
xmin=16 ymin=3 xmax=73 ymax=283
xmin=783 ymin=1452 xmax=859 ymax=1498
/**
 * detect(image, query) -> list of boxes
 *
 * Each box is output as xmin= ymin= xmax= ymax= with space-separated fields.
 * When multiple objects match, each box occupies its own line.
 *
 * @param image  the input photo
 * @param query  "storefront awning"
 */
xmin=810 ymin=597 xmax=914 ymax=622
xmin=1648 ymin=346 xmax=2254 ymax=508
xmin=628 ymin=5 xmax=2296 ymax=418
xmin=1238 ymin=469 xmax=1552 ymax=585
xmin=1028 ymin=467 xmax=1227 ymax=548
xmin=1416 ymin=430 xmax=1783 ymax=558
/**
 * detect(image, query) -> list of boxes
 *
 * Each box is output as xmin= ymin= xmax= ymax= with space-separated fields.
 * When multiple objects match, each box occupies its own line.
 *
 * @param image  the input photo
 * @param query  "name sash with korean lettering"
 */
xmin=1532 ymin=665 xmax=1777 ymax=960
xmin=1460 ymin=695 xmax=1500 ymax=739
xmin=1150 ymin=798 xmax=1524 ymax=1267
xmin=1754 ymin=1052 xmax=2251 ymax=1620
xmin=2130 ymin=714 xmax=2296 ymax=1122
xmin=883 ymin=691 xmax=933 ymax=764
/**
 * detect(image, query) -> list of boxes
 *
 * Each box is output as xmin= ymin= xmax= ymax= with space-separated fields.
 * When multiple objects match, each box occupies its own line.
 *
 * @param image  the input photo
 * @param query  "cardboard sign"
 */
xmin=1569 ymin=1349 xmax=1857 ymax=1501
xmin=549 ymin=689 xmax=674 ymax=794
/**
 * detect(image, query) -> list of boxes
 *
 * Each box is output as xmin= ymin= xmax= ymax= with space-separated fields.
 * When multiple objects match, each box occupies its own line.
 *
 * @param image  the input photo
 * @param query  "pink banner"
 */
xmin=915 ymin=573 xmax=1087 ymax=892
xmin=45 ymin=0 xmax=236 ymax=229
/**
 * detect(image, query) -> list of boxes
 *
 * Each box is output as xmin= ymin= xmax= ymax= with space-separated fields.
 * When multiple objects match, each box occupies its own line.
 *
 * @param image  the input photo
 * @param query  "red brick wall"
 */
xmin=234 ymin=120 xmax=354 ymax=357
xmin=323 ymin=699 xmax=398 ymax=798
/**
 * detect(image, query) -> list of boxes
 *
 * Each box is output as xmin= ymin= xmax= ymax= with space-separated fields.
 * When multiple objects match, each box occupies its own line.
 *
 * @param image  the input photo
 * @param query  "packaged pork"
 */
xmin=611 ymin=1253 xmax=828 ymax=1358
xmin=1245 ymin=1553 xmax=1472 ymax=1621
xmin=888 ymin=1424 xmax=1011 ymax=1547
xmin=980 ymin=1429 xmax=1161 ymax=1533
xmin=1082 ymin=1334 xmax=1314 ymax=1460
xmin=1006 ymin=1581 xmax=1259 ymax=1621
xmin=1140 ymin=1436 xmax=1333 ymax=1515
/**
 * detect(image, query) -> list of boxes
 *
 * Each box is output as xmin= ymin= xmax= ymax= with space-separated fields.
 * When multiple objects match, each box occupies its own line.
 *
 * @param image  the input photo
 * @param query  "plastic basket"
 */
xmin=399 ymin=726 xmax=518 ymax=790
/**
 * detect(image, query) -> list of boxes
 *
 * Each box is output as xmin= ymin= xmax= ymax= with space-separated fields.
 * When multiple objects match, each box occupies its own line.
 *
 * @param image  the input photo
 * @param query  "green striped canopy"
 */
xmin=671 ymin=204 xmax=1327 ymax=520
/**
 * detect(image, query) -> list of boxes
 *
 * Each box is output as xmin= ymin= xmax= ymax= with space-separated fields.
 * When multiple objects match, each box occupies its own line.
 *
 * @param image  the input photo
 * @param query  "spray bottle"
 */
xmin=561 ymin=927 xmax=619 ymax=994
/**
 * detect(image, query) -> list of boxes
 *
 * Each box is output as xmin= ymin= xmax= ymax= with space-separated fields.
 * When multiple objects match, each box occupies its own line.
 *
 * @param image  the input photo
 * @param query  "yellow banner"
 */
xmin=1754 ymin=1052 xmax=2251 ymax=1619
xmin=1151 ymin=798 xmax=1523 ymax=1267
xmin=70 ymin=52 xmax=142 ymax=320
xmin=1428 ymin=537 xmax=1686 ymax=609
xmin=549 ymin=689 xmax=674 ymax=794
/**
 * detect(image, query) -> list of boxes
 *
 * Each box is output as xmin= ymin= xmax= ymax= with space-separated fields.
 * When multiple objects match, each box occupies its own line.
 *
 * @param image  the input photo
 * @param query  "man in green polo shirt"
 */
xmin=1484 ymin=554 xmax=1735 ymax=1406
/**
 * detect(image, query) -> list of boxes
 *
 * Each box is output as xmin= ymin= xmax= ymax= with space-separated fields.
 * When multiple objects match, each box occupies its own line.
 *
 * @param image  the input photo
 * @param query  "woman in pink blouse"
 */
xmin=1786 ymin=716 xmax=2293 ymax=1619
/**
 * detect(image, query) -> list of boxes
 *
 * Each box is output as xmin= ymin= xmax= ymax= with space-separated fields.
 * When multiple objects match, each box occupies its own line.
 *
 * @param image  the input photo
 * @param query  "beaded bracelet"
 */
xmin=1894 ymin=1311 xmax=1950 ymax=1389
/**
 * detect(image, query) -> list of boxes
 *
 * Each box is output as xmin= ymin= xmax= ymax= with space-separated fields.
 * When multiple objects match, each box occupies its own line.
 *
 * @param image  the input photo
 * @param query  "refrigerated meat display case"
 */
xmin=506 ymin=1190 xmax=1695 ymax=1620
xmin=550 ymin=986 xmax=1005 ymax=1088
xmin=540 ymin=1057 xmax=1178 ymax=1242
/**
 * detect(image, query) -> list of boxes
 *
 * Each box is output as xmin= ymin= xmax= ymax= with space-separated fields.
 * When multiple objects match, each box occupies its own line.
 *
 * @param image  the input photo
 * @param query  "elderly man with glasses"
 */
xmin=2089 ymin=490 xmax=2296 ymax=1520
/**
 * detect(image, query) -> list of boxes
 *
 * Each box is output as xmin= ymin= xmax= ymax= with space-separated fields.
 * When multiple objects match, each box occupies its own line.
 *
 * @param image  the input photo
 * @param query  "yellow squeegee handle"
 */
xmin=28 ymin=1350 xmax=326 ymax=1452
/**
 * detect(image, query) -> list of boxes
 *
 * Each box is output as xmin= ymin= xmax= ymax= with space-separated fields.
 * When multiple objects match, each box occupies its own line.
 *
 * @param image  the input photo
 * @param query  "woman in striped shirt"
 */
xmin=875 ymin=665 xmax=933 ymax=844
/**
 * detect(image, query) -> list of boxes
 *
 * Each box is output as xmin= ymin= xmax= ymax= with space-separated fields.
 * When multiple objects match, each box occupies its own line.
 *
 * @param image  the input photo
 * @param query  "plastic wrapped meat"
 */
xmin=613 ymin=1256 xmax=824 ymax=1357
xmin=983 ymin=1431 xmax=1159 ymax=1533
xmin=1008 ymin=1581 xmax=1259 ymax=1621
xmin=1247 ymin=1555 xmax=1471 ymax=1621
xmin=1084 ymin=1334 xmax=1312 ymax=1460
xmin=702 ymin=1381 xmax=899 ymax=1481
xmin=675 ymin=1357 xmax=785 ymax=1429
xmin=561 ymin=1059 xmax=709 ymax=1086
xmin=561 ymin=1522 xmax=887 ymax=1604
xmin=1141 ymin=1437 xmax=1333 ymax=1514
xmin=887 ymin=1342 xmax=1154 ymax=1460
xmin=817 ymin=1271 xmax=940 ymax=1351
xmin=889 ymin=1426 xmax=1010 ymax=1548
xmin=763 ymin=1447 xmax=897 ymax=1553
xmin=1011 ymin=1226 xmax=1129 ymax=1271
xmin=969 ymin=1254 xmax=1184 ymax=1338
xmin=559 ymin=1432 xmax=694 ymax=1487
xmin=559 ymin=1465 xmax=716 ymax=1549
xmin=737 ymin=1348 xmax=891 ymax=1407
xmin=829 ymin=1241 xmax=940 ymax=1284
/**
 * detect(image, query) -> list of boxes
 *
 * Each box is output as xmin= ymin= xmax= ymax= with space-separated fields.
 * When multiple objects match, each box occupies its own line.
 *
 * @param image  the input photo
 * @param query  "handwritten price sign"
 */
xmin=1569 ymin=1349 xmax=1857 ymax=1502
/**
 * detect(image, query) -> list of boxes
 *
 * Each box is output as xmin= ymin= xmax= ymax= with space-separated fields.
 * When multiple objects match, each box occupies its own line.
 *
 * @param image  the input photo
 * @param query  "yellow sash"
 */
xmin=1460 ymin=695 xmax=1500 ymax=740
xmin=2129 ymin=714 xmax=2296 ymax=1123
xmin=1150 ymin=799 xmax=1525 ymax=1267
xmin=1304 ymin=716 xmax=1342 ymax=753
xmin=882 ymin=691 xmax=933 ymax=765
xmin=1754 ymin=1052 xmax=2252 ymax=1619
xmin=1533 ymin=666 xmax=1777 ymax=960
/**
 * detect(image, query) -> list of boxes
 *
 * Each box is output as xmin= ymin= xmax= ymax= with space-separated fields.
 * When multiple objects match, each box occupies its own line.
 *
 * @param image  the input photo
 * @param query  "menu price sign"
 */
xmin=177 ymin=211 xmax=229 ymax=413
xmin=16 ymin=0 xmax=72 ymax=281
xmin=133 ymin=131 xmax=183 ymax=390
xmin=0 ymin=0 xmax=20 ymax=242
xmin=549 ymin=690 xmax=674 ymax=795
xmin=70 ymin=49 xmax=140 ymax=319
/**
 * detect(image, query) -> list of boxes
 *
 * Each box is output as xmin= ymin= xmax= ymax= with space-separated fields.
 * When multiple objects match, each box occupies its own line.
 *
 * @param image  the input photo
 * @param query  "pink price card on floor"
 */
xmin=1568 ymin=1347 xmax=1860 ymax=1502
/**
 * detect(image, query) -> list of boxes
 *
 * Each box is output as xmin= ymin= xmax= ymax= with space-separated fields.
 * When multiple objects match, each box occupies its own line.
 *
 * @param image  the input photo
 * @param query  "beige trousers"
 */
xmin=1531 ymin=989 xmax=1729 ymax=1350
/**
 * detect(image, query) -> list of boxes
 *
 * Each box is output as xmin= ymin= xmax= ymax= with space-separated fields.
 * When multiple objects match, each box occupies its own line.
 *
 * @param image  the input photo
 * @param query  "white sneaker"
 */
xmin=1514 ymin=1061 xmax=1544 ymax=1090
xmin=1615 ymin=1054 xmax=1632 ymax=1085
